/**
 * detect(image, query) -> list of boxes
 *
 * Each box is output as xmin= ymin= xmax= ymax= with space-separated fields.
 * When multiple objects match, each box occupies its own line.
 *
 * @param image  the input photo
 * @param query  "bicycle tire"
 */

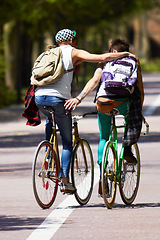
xmin=101 ymin=141 xmax=117 ymax=209
xmin=71 ymin=139 xmax=94 ymax=205
xmin=32 ymin=140 xmax=58 ymax=209
xmin=119 ymin=143 xmax=140 ymax=205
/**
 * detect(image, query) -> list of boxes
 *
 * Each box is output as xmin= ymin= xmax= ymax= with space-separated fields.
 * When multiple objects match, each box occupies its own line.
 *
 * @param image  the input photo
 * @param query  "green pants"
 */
xmin=97 ymin=99 xmax=129 ymax=165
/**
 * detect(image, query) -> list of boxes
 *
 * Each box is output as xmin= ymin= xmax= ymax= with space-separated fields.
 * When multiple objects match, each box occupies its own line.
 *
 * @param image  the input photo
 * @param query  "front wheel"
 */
xmin=101 ymin=141 xmax=117 ymax=209
xmin=71 ymin=139 xmax=94 ymax=205
xmin=119 ymin=143 xmax=140 ymax=205
xmin=32 ymin=140 xmax=59 ymax=209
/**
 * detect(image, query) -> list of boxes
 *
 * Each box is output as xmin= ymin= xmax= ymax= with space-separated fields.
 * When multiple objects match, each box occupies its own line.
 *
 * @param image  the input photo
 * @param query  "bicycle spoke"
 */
xmin=119 ymin=143 xmax=140 ymax=205
xmin=32 ymin=141 xmax=58 ymax=209
xmin=71 ymin=139 xmax=94 ymax=205
xmin=102 ymin=141 xmax=116 ymax=209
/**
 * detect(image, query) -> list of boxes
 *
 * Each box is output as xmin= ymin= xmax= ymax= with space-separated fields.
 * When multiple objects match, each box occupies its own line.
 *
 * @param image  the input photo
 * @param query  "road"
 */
xmin=0 ymin=73 xmax=160 ymax=240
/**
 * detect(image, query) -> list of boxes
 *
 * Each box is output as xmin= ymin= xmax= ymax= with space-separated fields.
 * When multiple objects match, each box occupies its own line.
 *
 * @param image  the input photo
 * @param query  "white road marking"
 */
xmin=26 ymin=165 xmax=99 ymax=240
xmin=144 ymin=94 xmax=160 ymax=116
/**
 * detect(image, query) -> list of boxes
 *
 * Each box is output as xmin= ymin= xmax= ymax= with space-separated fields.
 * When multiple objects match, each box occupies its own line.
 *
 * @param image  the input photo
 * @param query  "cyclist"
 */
xmin=65 ymin=38 xmax=144 ymax=195
xmin=35 ymin=31 xmax=137 ymax=194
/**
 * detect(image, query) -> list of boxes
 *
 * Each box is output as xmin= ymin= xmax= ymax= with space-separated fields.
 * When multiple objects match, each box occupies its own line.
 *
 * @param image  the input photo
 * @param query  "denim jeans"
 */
xmin=35 ymin=95 xmax=73 ymax=179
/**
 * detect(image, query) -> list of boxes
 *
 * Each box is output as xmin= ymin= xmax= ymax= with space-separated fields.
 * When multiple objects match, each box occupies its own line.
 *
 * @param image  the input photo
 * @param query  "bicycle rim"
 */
xmin=71 ymin=139 xmax=94 ymax=205
xmin=32 ymin=140 xmax=58 ymax=209
xmin=102 ymin=141 xmax=117 ymax=209
xmin=119 ymin=143 xmax=140 ymax=205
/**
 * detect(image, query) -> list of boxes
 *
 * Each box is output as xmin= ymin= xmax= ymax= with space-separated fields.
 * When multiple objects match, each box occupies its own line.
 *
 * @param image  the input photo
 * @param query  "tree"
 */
xmin=0 ymin=0 xmax=159 ymax=105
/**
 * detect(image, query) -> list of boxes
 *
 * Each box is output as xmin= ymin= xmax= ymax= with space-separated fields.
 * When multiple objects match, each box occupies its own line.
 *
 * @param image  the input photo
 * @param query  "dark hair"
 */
xmin=109 ymin=39 xmax=129 ymax=52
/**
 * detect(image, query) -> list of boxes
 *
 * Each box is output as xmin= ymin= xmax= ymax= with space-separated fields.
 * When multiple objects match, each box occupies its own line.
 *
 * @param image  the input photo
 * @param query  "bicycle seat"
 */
xmin=44 ymin=106 xmax=55 ymax=112
xmin=106 ymin=108 xmax=119 ymax=116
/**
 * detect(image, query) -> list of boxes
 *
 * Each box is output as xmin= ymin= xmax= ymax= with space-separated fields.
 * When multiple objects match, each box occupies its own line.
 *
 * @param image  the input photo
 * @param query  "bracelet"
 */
xmin=75 ymin=97 xmax=81 ymax=103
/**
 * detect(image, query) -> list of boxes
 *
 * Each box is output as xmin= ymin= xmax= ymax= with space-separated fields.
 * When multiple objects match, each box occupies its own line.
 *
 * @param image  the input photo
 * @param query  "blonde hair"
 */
xmin=46 ymin=45 xmax=56 ymax=50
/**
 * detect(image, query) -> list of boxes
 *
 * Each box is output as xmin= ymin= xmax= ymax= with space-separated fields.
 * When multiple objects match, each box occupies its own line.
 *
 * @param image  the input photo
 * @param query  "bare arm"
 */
xmin=72 ymin=48 xmax=136 ymax=66
xmin=65 ymin=63 xmax=103 ymax=110
xmin=136 ymin=62 xmax=144 ymax=107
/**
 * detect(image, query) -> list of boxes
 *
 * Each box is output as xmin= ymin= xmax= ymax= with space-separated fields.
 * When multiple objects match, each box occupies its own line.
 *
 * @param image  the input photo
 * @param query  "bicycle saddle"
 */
xmin=44 ymin=106 xmax=55 ymax=112
xmin=107 ymin=108 xmax=119 ymax=116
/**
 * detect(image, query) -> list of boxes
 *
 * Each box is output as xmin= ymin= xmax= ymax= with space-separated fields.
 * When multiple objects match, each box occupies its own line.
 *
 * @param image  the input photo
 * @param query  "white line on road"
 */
xmin=26 ymin=166 xmax=99 ymax=240
xmin=144 ymin=94 xmax=160 ymax=116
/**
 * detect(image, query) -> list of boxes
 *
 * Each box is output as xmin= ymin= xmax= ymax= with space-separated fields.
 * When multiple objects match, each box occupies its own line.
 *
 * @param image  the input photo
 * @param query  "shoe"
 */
xmin=60 ymin=182 xmax=76 ymax=194
xmin=123 ymin=146 xmax=138 ymax=165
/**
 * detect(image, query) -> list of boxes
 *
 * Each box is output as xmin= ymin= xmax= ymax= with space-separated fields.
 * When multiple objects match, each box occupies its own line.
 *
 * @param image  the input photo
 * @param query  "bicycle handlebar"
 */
xmin=82 ymin=111 xmax=97 ymax=117
xmin=72 ymin=111 xmax=97 ymax=122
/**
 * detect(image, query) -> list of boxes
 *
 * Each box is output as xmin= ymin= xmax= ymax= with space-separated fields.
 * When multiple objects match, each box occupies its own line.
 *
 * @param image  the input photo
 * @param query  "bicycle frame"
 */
xmin=107 ymin=114 xmax=149 ymax=184
xmin=45 ymin=113 xmax=89 ymax=176
xmin=72 ymin=117 xmax=88 ymax=172
xmin=107 ymin=114 xmax=126 ymax=183
xmin=102 ymin=112 xmax=148 ymax=208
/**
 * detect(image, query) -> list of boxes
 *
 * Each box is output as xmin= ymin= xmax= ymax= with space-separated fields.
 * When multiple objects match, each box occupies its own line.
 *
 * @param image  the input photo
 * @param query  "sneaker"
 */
xmin=123 ymin=146 xmax=138 ymax=165
xmin=60 ymin=182 xmax=76 ymax=194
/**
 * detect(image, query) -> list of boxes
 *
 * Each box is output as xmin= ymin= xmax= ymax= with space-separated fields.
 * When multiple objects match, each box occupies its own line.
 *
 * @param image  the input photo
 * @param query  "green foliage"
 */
xmin=0 ymin=81 xmax=17 ymax=108
xmin=140 ymin=58 xmax=160 ymax=72
xmin=0 ymin=41 xmax=17 ymax=108
xmin=0 ymin=0 xmax=160 ymax=107
xmin=0 ymin=0 xmax=158 ymax=37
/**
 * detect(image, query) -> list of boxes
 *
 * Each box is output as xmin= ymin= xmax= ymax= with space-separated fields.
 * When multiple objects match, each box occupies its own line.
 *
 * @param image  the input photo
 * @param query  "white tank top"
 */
xmin=35 ymin=45 xmax=74 ymax=99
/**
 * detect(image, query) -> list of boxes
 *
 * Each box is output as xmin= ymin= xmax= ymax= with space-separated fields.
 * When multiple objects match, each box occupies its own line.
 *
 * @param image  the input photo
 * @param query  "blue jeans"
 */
xmin=35 ymin=95 xmax=73 ymax=179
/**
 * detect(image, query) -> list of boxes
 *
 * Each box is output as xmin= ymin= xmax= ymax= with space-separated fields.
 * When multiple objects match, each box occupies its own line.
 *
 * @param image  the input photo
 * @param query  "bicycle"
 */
xmin=101 ymin=108 xmax=149 ymax=209
xmin=32 ymin=106 xmax=95 ymax=209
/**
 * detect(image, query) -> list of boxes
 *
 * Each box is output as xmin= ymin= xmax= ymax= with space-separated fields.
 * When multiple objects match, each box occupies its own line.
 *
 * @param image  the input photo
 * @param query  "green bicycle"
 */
xmin=101 ymin=109 xmax=149 ymax=209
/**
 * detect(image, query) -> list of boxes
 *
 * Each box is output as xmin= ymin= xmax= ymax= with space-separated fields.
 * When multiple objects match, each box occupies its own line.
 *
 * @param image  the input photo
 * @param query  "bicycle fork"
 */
xmin=72 ymin=122 xmax=88 ymax=173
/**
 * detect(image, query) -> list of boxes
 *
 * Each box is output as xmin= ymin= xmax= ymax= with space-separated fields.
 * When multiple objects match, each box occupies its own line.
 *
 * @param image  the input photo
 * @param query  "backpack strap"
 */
xmin=65 ymin=67 xmax=75 ymax=73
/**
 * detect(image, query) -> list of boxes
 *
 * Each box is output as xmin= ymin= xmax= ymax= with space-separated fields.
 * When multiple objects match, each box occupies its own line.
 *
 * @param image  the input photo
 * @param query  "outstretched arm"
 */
xmin=72 ymin=48 xmax=136 ymax=66
xmin=65 ymin=63 xmax=103 ymax=110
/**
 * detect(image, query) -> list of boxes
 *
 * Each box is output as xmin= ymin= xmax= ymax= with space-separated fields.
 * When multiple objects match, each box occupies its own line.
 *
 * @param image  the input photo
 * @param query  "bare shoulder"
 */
xmin=72 ymin=48 xmax=87 ymax=57
xmin=72 ymin=48 xmax=87 ymax=66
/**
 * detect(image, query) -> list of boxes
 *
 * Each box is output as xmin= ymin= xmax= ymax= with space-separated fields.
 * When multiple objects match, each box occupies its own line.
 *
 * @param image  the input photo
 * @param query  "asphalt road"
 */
xmin=0 ymin=73 xmax=160 ymax=240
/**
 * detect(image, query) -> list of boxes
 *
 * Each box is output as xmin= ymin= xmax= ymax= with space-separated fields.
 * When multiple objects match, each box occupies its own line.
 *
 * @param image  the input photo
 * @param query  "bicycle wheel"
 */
xmin=102 ymin=141 xmax=117 ymax=209
xmin=71 ymin=139 xmax=94 ymax=205
xmin=119 ymin=143 xmax=140 ymax=205
xmin=32 ymin=140 xmax=58 ymax=209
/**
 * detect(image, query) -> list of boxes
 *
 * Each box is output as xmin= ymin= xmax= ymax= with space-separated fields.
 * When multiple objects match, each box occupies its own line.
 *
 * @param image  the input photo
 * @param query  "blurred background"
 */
xmin=0 ymin=0 xmax=160 ymax=107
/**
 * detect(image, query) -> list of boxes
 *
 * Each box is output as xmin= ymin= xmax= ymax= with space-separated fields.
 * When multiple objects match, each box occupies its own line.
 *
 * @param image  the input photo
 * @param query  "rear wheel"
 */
xmin=32 ymin=140 xmax=58 ymax=209
xmin=101 ymin=141 xmax=117 ymax=209
xmin=71 ymin=139 xmax=94 ymax=205
xmin=119 ymin=143 xmax=140 ymax=205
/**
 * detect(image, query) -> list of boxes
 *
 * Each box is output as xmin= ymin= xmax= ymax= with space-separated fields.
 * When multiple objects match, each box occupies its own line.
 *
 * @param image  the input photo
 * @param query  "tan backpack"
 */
xmin=31 ymin=47 xmax=74 ymax=86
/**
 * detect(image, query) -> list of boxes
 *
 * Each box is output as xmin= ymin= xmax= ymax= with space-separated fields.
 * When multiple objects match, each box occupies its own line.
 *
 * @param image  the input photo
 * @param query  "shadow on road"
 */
xmin=0 ymin=163 xmax=31 ymax=176
xmin=73 ymin=202 xmax=160 ymax=210
xmin=0 ymin=215 xmax=44 ymax=231
xmin=113 ymin=202 xmax=160 ymax=209
xmin=0 ymin=132 xmax=159 ymax=148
